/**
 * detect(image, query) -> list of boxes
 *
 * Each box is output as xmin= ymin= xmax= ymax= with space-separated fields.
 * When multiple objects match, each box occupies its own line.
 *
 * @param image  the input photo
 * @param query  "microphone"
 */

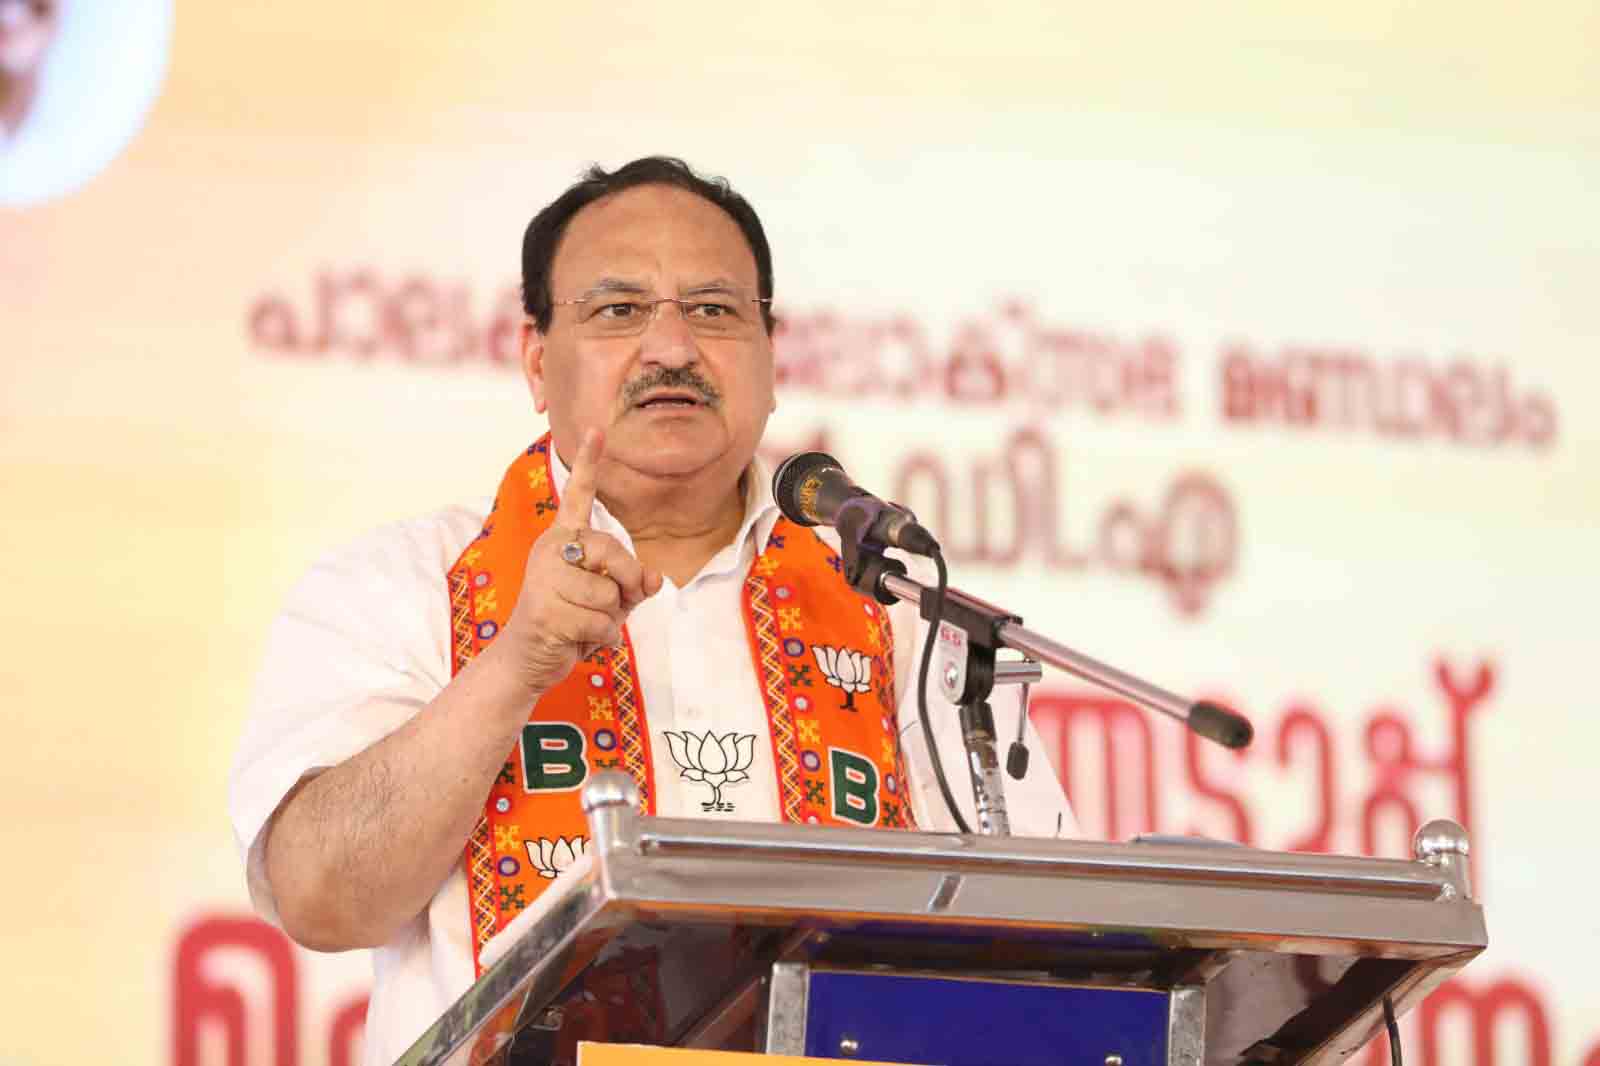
xmin=772 ymin=452 xmax=940 ymax=556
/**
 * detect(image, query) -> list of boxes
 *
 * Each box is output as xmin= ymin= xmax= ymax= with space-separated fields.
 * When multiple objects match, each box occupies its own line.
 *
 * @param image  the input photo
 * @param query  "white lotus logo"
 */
xmin=664 ymin=730 xmax=756 ymax=812
xmin=813 ymin=644 xmax=872 ymax=710
xmin=525 ymin=835 xmax=587 ymax=879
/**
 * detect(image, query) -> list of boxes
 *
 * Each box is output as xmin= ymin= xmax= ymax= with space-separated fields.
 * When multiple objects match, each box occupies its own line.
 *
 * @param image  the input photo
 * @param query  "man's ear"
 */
xmin=768 ymin=340 xmax=779 ymax=413
xmin=520 ymin=320 xmax=549 ymax=413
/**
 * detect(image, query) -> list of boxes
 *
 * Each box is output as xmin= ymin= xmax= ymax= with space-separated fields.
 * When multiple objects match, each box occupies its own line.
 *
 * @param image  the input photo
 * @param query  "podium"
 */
xmin=396 ymin=773 xmax=1485 ymax=1066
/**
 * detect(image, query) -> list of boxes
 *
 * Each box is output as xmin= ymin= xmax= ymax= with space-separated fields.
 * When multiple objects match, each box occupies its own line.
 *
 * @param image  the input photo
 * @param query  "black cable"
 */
xmin=1383 ymin=995 xmax=1402 ymax=1066
xmin=915 ymin=549 xmax=972 ymax=834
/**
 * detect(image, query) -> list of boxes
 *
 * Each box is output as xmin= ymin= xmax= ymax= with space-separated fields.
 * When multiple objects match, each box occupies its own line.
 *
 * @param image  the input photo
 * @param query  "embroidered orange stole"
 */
xmin=448 ymin=434 xmax=916 ymax=971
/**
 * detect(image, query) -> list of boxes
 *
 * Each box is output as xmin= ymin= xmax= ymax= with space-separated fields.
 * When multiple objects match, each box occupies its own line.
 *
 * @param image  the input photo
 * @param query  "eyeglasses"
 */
xmin=552 ymin=286 xmax=771 ymax=339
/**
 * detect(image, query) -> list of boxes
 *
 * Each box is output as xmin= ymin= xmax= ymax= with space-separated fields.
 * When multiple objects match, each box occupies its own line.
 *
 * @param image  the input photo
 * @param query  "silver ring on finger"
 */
xmin=559 ymin=532 xmax=586 ymax=568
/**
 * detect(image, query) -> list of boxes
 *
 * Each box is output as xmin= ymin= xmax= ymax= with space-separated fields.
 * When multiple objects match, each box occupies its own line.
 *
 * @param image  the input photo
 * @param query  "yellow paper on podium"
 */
xmin=576 ymin=1042 xmax=928 ymax=1065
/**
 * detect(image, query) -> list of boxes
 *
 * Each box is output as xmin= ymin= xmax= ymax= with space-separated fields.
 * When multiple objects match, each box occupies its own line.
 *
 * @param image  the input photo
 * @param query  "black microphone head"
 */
xmin=772 ymin=451 xmax=841 ymax=527
xmin=1006 ymin=741 xmax=1030 ymax=780
xmin=1188 ymin=700 xmax=1254 ymax=749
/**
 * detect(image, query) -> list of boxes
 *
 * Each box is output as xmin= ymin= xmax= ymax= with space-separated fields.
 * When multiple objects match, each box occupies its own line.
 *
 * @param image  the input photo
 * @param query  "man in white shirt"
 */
xmin=229 ymin=156 xmax=1078 ymax=1066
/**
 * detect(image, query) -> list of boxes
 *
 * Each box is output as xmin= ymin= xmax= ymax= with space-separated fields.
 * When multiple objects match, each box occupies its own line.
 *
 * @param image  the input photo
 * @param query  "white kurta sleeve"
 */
xmin=226 ymin=505 xmax=486 ymax=924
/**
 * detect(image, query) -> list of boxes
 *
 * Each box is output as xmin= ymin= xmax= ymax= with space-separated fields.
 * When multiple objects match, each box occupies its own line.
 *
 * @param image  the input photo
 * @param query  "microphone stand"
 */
xmin=836 ymin=537 xmax=1253 ymax=839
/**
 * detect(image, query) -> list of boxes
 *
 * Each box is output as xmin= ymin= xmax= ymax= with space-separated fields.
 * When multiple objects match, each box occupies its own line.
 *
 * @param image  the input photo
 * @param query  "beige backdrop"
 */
xmin=2 ymin=3 xmax=1597 ymax=1065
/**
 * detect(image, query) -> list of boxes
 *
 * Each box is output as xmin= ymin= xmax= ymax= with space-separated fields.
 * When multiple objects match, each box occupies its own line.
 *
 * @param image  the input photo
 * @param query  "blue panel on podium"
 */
xmin=803 ymin=970 xmax=1169 ymax=1065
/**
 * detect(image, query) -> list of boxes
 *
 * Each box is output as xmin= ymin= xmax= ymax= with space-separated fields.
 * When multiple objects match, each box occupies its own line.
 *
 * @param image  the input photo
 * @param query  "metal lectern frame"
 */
xmin=396 ymin=772 xmax=1485 ymax=1066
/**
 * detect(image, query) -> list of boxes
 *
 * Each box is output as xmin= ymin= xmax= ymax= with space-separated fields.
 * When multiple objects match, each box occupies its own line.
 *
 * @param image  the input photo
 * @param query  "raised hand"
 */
xmin=501 ymin=428 xmax=664 ymax=695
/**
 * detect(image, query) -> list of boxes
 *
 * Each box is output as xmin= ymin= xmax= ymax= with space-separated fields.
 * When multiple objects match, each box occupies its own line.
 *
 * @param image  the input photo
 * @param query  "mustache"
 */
xmin=622 ymin=366 xmax=722 ymax=408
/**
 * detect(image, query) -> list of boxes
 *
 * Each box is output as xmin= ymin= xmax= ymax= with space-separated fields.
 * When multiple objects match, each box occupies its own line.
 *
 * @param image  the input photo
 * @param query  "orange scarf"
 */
xmin=449 ymin=435 xmax=916 ymax=971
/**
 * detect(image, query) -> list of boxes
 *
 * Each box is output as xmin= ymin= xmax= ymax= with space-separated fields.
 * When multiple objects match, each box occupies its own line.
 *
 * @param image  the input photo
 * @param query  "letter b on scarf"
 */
xmin=829 ymin=748 xmax=879 ymax=826
xmin=521 ymin=723 xmax=588 ymax=791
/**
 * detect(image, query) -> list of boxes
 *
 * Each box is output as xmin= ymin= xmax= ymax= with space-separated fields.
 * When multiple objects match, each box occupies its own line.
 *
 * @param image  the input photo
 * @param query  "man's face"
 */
xmin=0 ymin=0 xmax=58 ymax=77
xmin=524 ymin=183 xmax=776 ymax=486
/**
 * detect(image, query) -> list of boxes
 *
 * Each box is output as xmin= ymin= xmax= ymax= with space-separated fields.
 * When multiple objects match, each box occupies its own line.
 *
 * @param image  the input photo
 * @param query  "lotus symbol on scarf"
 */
xmin=663 ymin=730 xmax=757 ymax=812
xmin=813 ymin=644 xmax=872 ymax=710
xmin=525 ymin=835 xmax=586 ymax=879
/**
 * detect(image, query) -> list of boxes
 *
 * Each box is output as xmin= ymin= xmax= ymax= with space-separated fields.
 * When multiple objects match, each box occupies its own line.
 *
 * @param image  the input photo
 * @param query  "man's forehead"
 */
xmin=552 ymin=184 xmax=758 ymax=288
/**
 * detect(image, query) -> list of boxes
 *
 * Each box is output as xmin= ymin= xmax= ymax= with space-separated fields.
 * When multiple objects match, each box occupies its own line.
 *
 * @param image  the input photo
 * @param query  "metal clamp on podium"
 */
xmin=395 ymin=772 xmax=1485 ymax=1066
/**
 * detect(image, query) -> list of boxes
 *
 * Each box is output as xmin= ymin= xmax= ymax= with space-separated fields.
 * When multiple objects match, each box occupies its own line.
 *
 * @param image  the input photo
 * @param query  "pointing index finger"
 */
xmin=556 ymin=427 xmax=603 ymax=531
